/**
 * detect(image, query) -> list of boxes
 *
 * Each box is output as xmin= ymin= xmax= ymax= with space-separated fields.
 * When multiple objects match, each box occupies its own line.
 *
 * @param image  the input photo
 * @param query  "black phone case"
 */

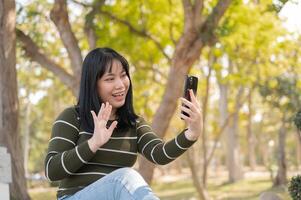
xmin=181 ymin=75 xmax=198 ymax=118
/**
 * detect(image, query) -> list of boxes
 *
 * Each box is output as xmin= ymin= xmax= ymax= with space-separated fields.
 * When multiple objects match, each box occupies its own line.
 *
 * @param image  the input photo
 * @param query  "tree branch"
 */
xmin=84 ymin=0 xmax=105 ymax=50
xmin=182 ymin=0 xmax=195 ymax=33
xmin=70 ymin=0 xmax=92 ymax=7
xmin=140 ymin=66 xmax=167 ymax=84
xmin=171 ymin=0 xmax=205 ymax=67
xmin=199 ymin=0 xmax=232 ymax=45
xmin=50 ymin=0 xmax=83 ymax=75
xmin=167 ymin=0 xmax=177 ymax=45
xmin=16 ymin=29 xmax=77 ymax=95
xmin=194 ymin=0 xmax=204 ymax=28
xmin=168 ymin=22 xmax=177 ymax=46
xmin=206 ymin=85 xmax=251 ymax=167
xmin=100 ymin=10 xmax=171 ymax=62
xmin=270 ymin=0 xmax=289 ymax=13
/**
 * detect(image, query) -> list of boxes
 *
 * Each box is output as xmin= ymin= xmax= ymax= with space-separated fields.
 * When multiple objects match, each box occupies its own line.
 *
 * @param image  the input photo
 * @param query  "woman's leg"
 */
xmin=60 ymin=167 xmax=160 ymax=200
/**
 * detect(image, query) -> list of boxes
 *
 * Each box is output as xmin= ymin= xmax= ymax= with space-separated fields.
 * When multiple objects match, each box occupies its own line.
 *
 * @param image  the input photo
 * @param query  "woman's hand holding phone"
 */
xmin=180 ymin=89 xmax=203 ymax=141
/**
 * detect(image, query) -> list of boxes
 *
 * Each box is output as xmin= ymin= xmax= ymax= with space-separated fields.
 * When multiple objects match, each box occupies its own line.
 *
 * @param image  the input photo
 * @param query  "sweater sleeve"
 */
xmin=44 ymin=107 xmax=95 ymax=181
xmin=136 ymin=117 xmax=196 ymax=165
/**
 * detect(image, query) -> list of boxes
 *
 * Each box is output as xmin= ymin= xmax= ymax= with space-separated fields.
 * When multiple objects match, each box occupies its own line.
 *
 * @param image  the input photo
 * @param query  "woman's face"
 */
xmin=97 ymin=60 xmax=130 ymax=112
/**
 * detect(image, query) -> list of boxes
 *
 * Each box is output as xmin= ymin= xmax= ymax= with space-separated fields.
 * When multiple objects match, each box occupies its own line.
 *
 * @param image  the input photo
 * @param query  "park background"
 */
xmin=1 ymin=0 xmax=301 ymax=199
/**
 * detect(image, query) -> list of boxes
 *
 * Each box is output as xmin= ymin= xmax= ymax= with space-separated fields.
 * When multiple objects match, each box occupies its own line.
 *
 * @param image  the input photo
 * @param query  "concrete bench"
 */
xmin=0 ymin=146 xmax=12 ymax=200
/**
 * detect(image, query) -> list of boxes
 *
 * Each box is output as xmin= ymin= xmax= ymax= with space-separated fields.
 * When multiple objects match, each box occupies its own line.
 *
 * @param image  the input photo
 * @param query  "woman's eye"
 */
xmin=106 ymin=78 xmax=114 ymax=81
xmin=121 ymin=74 xmax=127 ymax=78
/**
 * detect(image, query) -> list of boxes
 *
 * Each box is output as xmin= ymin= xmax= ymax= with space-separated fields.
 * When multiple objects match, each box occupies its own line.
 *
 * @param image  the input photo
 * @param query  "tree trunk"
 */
xmin=0 ymin=0 xmax=31 ymax=199
xmin=247 ymin=89 xmax=256 ymax=170
xmin=23 ymin=103 xmax=31 ymax=177
xmin=297 ymin=131 xmax=301 ymax=169
xmin=218 ymin=81 xmax=229 ymax=166
xmin=227 ymin=108 xmax=243 ymax=182
xmin=256 ymin=120 xmax=267 ymax=166
xmin=201 ymin=52 xmax=213 ymax=187
xmin=187 ymin=148 xmax=210 ymax=200
xmin=227 ymin=88 xmax=244 ymax=182
xmin=273 ymin=119 xmax=287 ymax=187
xmin=296 ymin=130 xmax=301 ymax=168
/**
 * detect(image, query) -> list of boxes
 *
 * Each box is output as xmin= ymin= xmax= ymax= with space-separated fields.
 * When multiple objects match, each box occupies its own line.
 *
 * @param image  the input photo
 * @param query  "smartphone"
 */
xmin=181 ymin=75 xmax=198 ymax=118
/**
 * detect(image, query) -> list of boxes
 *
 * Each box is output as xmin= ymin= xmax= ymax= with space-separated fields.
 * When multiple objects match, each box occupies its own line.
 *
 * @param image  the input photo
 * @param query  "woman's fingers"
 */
xmin=103 ymin=102 xmax=111 ymax=121
xmin=93 ymin=102 xmax=112 ymax=126
xmin=180 ymin=91 xmax=202 ymax=123
xmin=181 ymin=105 xmax=194 ymax=117
xmin=97 ymin=102 xmax=111 ymax=120
xmin=189 ymin=89 xmax=198 ymax=105
xmin=180 ymin=113 xmax=192 ymax=123
xmin=189 ymin=89 xmax=201 ymax=108
xmin=187 ymin=90 xmax=201 ymax=112
xmin=93 ymin=102 xmax=116 ymax=131
xmin=181 ymin=97 xmax=197 ymax=113
xmin=108 ymin=121 xmax=118 ymax=133
xmin=106 ymin=105 xmax=112 ymax=121
xmin=97 ymin=103 xmax=105 ymax=120
xmin=91 ymin=110 xmax=97 ymax=122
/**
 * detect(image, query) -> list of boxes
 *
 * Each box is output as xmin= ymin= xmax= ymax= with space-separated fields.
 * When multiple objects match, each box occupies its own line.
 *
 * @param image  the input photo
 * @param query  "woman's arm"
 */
xmin=44 ymin=107 xmax=95 ymax=181
xmin=137 ymin=89 xmax=202 ymax=165
xmin=136 ymin=117 xmax=197 ymax=165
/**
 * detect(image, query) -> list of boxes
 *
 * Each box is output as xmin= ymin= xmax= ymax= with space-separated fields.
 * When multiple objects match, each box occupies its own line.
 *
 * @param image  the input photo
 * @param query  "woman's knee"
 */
xmin=112 ymin=167 xmax=146 ymax=183
xmin=111 ymin=168 xmax=157 ymax=199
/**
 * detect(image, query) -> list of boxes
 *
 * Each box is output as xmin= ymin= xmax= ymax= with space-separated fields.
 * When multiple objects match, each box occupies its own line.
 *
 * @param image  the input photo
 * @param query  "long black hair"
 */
xmin=76 ymin=47 xmax=138 ymax=133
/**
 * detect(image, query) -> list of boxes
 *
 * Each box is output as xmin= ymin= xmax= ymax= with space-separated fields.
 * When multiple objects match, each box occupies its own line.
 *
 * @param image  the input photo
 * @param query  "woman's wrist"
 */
xmin=88 ymin=138 xmax=99 ymax=153
xmin=184 ymin=129 xmax=199 ymax=141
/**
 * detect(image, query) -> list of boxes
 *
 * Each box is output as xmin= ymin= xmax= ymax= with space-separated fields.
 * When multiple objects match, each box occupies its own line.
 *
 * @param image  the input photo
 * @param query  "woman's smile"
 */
xmin=112 ymin=91 xmax=126 ymax=101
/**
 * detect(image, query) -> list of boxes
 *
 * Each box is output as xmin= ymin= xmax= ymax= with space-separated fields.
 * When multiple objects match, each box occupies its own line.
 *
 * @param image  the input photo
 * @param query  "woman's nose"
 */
xmin=115 ymin=78 xmax=125 ymax=89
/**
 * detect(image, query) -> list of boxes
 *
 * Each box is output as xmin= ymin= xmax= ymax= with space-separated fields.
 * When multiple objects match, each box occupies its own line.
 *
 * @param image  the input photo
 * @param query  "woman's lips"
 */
xmin=112 ymin=93 xmax=125 ymax=101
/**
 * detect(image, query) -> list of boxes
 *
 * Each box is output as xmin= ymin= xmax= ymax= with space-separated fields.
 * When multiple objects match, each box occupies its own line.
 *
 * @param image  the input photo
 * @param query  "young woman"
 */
xmin=45 ymin=47 xmax=202 ymax=200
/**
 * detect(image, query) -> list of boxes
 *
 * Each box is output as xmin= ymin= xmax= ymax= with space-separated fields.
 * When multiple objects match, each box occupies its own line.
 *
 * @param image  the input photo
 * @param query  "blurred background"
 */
xmin=1 ymin=0 xmax=301 ymax=199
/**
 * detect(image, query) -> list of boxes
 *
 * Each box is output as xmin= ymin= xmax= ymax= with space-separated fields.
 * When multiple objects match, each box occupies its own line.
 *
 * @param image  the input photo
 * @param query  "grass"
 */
xmin=152 ymin=177 xmax=290 ymax=200
xmin=30 ymin=188 xmax=56 ymax=200
xmin=29 ymin=176 xmax=291 ymax=200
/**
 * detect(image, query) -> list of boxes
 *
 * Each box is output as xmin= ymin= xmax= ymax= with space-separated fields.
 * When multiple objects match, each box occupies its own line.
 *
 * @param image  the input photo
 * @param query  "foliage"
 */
xmin=288 ymin=175 xmax=301 ymax=200
xmin=293 ymin=110 xmax=301 ymax=131
xmin=259 ymin=75 xmax=301 ymax=115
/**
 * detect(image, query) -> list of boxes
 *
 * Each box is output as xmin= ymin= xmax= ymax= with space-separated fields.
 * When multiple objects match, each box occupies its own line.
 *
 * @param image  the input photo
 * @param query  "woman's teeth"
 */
xmin=113 ymin=93 xmax=123 ymax=97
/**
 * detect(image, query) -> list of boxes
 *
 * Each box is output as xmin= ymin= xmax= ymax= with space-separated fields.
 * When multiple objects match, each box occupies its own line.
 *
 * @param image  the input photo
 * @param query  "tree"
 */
xmin=294 ymin=109 xmax=301 ymax=145
xmin=208 ymin=0 xmax=288 ymax=182
xmin=247 ymin=89 xmax=256 ymax=169
xmin=0 ymin=0 xmax=31 ymax=199
xmin=259 ymin=75 xmax=301 ymax=186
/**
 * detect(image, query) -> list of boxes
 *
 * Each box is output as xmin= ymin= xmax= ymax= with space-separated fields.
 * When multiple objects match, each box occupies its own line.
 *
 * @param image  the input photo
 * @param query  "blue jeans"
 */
xmin=58 ymin=167 xmax=160 ymax=200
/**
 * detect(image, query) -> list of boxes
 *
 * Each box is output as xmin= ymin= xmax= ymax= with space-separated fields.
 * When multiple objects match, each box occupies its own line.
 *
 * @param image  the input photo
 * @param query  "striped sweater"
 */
xmin=45 ymin=106 xmax=196 ymax=198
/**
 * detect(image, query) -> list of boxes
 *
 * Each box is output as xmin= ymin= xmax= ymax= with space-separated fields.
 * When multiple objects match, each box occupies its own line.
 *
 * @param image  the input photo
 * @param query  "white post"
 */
xmin=0 ymin=146 xmax=12 ymax=200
